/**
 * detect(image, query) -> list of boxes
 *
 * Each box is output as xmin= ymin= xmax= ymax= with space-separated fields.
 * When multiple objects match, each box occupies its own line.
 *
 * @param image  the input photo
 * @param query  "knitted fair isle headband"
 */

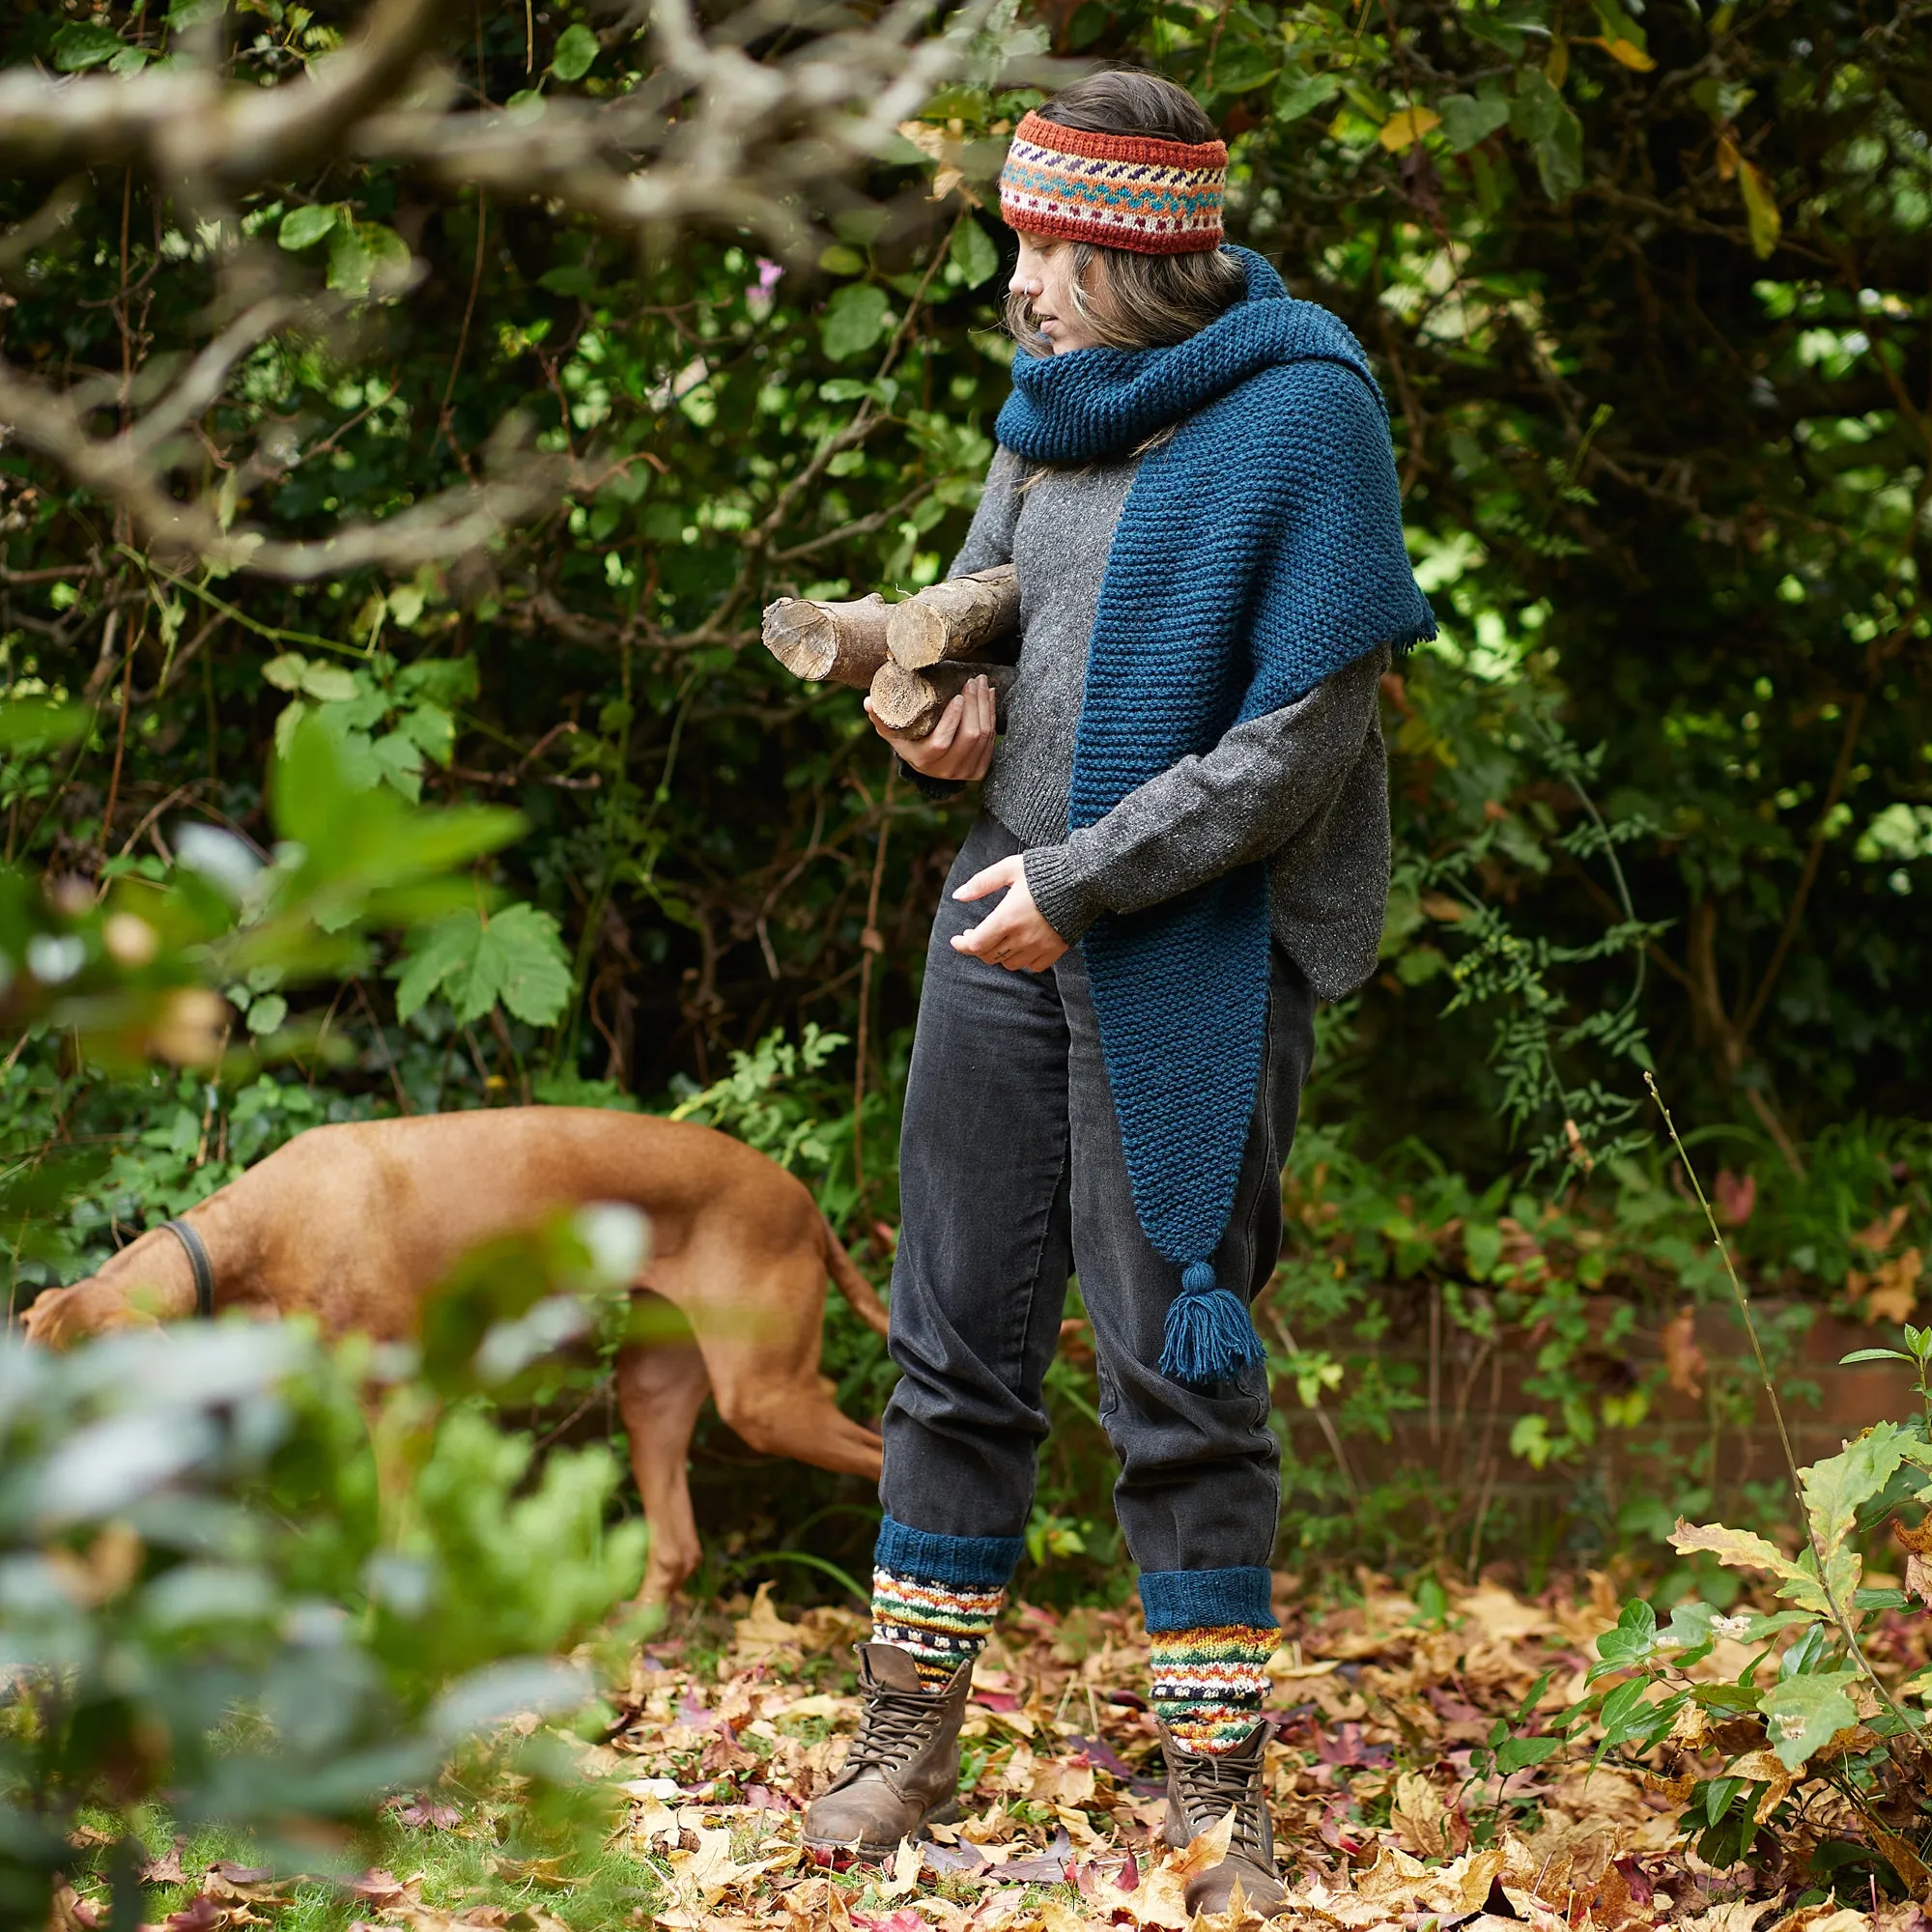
xmin=999 ymin=110 xmax=1227 ymax=256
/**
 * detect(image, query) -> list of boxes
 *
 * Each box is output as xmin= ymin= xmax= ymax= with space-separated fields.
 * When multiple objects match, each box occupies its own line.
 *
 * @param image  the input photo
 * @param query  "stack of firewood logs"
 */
xmin=760 ymin=565 xmax=1020 ymax=737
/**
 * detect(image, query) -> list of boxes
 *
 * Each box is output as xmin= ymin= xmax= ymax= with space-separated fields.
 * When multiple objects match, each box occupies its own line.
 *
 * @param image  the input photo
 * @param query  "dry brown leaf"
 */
xmin=1860 ymin=1249 xmax=1922 ymax=1324
xmin=1673 ymin=1905 xmax=1778 ymax=1932
xmin=1662 ymin=1306 xmax=1708 ymax=1398
xmin=879 ymin=1839 xmax=922 ymax=1900
xmin=1035 ymin=1904 xmax=1088 ymax=1932
xmin=140 ymin=1843 xmax=188 ymax=1888
xmin=1170 ymin=1807 xmax=1236 ymax=1882
xmin=48 ymin=1887 xmax=101 ymax=1932
xmin=1855 ymin=1207 xmax=1911 ymax=1254
xmin=731 ymin=1581 xmax=805 ymax=1669
xmin=1027 ymin=1757 xmax=1095 ymax=1806
xmin=1390 ymin=1769 xmax=1449 ymax=1857
xmin=1457 ymin=1584 xmax=1555 ymax=1643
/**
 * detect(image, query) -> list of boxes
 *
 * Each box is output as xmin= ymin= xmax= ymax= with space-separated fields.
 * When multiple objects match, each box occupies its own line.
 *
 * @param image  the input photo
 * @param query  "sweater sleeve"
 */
xmin=949 ymin=443 xmax=1025 ymax=576
xmin=1023 ymin=645 xmax=1389 ymax=945
xmin=896 ymin=445 xmax=1025 ymax=802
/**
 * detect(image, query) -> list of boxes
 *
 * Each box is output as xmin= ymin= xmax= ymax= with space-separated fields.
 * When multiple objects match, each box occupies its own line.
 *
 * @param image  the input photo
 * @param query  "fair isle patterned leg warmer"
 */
xmin=1142 ymin=1566 xmax=1278 ymax=1754
xmin=870 ymin=1517 xmax=1022 ymax=1692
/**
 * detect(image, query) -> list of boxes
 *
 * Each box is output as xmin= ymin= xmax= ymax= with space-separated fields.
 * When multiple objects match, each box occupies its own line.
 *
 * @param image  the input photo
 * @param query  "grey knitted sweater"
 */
xmin=941 ymin=444 xmax=1393 ymax=1003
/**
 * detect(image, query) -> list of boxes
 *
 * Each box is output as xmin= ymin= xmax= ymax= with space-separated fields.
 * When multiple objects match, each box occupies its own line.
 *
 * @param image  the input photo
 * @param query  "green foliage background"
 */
xmin=2 ymin=0 xmax=1929 ymax=1593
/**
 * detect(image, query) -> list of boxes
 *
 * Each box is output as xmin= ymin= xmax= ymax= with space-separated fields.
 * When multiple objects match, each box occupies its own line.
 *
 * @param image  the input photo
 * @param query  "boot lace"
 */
xmin=1170 ymin=1746 xmax=1271 ymax=1864
xmin=844 ymin=1683 xmax=946 ymax=1778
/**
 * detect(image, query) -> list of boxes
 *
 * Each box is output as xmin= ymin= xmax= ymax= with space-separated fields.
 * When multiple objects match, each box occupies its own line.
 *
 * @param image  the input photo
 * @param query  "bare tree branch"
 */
xmin=0 ymin=352 xmax=564 ymax=580
xmin=0 ymin=0 xmax=468 ymax=186
xmin=0 ymin=0 xmax=1003 ymax=580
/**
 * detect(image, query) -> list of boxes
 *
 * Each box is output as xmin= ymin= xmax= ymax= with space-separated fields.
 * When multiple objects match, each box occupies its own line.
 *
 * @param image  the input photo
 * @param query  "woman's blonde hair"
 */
xmin=1004 ymin=71 xmax=1247 ymax=357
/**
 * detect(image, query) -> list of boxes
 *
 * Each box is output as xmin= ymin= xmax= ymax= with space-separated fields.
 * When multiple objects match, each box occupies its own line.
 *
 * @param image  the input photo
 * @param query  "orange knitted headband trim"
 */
xmin=999 ymin=109 xmax=1228 ymax=256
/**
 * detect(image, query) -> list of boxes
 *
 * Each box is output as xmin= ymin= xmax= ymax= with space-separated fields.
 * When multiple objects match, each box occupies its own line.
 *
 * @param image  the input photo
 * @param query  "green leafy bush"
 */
xmin=0 ymin=1207 xmax=649 ymax=1932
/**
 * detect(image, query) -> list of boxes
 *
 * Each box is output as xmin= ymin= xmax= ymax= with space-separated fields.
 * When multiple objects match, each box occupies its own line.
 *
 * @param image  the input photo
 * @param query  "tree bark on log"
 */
xmin=760 ymin=590 xmax=892 ymax=689
xmin=867 ymin=660 xmax=1016 ymax=739
xmin=887 ymin=563 xmax=1019 ymax=670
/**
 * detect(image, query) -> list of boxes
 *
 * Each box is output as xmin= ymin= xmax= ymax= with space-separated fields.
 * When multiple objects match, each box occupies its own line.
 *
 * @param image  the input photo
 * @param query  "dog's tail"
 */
xmin=822 ymin=1219 xmax=892 ymax=1338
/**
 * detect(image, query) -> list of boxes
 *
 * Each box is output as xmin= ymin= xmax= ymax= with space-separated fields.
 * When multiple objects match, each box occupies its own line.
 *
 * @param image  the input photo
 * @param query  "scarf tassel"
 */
xmin=1158 ymin=1262 xmax=1265 ymax=1389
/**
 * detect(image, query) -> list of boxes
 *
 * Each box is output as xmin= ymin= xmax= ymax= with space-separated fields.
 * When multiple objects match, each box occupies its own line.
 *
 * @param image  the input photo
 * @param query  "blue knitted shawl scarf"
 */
xmin=994 ymin=248 xmax=1435 ymax=1388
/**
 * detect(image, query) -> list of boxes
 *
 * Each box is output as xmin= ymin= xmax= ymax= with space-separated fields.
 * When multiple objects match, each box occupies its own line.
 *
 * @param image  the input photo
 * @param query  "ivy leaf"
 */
xmin=279 ymin=204 xmax=340 ymax=251
xmin=1534 ymin=108 xmax=1585 ymax=203
xmin=51 ymin=22 xmax=125 ymax=70
xmin=327 ymin=222 xmax=414 ymax=298
xmin=950 ymin=217 xmax=999 ymax=291
xmin=1273 ymin=71 xmax=1339 ymax=125
xmin=1437 ymin=92 xmax=1512 ymax=153
xmin=1510 ymin=68 xmax=1566 ymax=143
xmin=538 ymin=263 xmax=597 ymax=298
xmin=552 ymin=23 xmax=600 ymax=81
xmin=1509 ymin=1413 xmax=1553 ymax=1468
xmin=244 ymin=993 xmax=289 ymax=1037
xmin=1759 ymin=1670 xmax=1860 ymax=1772
xmin=820 ymin=284 xmax=891 ymax=362
xmin=1209 ymin=35 xmax=1279 ymax=94
xmin=1463 ymin=1222 xmax=1503 ymax=1279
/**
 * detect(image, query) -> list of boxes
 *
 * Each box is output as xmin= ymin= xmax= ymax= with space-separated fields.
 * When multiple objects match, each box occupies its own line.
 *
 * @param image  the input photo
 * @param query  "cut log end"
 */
xmin=886 ymin=563 xmax=1020 ymax=670
xmin=760 ymin=591 xmax=891 ymax=690
xmin=867 ymin=660 xmax=1016 ymax=739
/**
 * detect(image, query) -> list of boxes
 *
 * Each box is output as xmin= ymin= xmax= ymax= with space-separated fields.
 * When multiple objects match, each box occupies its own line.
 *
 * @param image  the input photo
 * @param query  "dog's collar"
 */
xmin=159 ymin=1218 xmax=214 ymax=1320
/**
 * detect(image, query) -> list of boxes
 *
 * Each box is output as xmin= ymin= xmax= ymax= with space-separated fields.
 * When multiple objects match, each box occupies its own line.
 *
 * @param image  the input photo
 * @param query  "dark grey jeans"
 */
xmin=879 ymin=816 xmax=1316 ymax=1576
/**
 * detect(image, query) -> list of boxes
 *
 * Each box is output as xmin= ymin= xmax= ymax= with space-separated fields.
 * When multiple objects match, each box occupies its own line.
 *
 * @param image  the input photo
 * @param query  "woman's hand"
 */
xmin=951 ymin=855 xmax=1068 ymax=973
xmin=866 ymin=674 xmax=997 ymax=781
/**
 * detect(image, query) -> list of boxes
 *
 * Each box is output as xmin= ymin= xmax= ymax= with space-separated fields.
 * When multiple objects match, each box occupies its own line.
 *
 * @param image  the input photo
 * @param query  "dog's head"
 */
xmin=17 ymin=1275 xmax=165 ymax=1350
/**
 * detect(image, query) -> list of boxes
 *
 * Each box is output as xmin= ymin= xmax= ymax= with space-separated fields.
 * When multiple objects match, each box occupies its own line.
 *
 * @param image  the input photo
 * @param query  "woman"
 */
xmin=802 ymin=71 xmax=1434 ymax=1910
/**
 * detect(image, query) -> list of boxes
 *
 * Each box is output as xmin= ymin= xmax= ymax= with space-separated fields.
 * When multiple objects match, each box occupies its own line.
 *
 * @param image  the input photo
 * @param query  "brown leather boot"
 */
xmin=802 ymin=1643 xmax=973 ymax=1861
xmin=1159 ymin=1719 xmax=1286 ymax=1917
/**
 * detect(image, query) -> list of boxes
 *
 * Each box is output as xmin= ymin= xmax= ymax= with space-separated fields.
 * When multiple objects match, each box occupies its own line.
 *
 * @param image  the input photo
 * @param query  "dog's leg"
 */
xmin=697 ymin=1262 xmax=886 ymax=1482
xmin=615 ymin=1300 xmax=713 ymax=1605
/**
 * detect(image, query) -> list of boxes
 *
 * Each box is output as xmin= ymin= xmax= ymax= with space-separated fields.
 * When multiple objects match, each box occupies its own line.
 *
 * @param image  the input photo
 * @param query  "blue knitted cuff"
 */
xmin=875 ymin=1516 xmax=1023 ymax=1588
xmin=1139 ymin=1565 xmax=1277 ymax=1634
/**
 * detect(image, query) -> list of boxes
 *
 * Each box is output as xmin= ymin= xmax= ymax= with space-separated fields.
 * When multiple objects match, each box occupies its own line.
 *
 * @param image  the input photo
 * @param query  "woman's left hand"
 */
xmin=951 ymin=856 xmax=1068 ymax=973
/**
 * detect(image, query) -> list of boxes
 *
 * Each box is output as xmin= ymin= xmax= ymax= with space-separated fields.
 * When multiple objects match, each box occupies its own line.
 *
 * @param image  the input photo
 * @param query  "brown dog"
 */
xmin=19 ymin=1107 xmax=890 ymax=1603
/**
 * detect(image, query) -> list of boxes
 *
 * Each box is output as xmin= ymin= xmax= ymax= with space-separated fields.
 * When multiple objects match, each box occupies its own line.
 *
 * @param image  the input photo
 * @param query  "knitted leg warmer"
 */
xmin=1141 ymin=1566 xmax=1277 ymax=1755
xmin=870 ymin=1570 xmax=1005 ymax=1690
xmin=1149 ymin=1623 xmax=1277 ymax=1751
xmin=869 ymin=1516 xmax=1022 ymax=1692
